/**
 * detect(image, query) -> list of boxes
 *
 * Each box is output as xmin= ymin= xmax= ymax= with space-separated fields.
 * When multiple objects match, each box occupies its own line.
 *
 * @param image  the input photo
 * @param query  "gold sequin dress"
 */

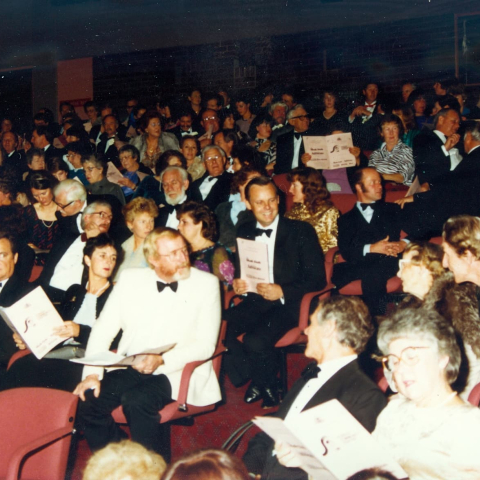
xmin=285 ymin=202 xmax=339 ymax=253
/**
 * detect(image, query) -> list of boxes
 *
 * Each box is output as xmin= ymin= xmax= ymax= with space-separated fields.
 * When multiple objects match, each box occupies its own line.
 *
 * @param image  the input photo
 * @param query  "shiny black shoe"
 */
xmin=261 ymin=386 xmax=279 ymax=409
xmin=244 ymin=383 xmax=262 ymax=404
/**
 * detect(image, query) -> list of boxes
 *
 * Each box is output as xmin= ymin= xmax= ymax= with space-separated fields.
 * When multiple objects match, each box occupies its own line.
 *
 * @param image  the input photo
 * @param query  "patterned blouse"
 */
xmin=252 ymin=138 xmax=277 ymax=166
xmin=285 ymin=202 xmax=340 ymax=253
xmin=191 ymin=243 xmax=235 ymax=286
xmin=368 ymin=139 xmax=415 ymax=185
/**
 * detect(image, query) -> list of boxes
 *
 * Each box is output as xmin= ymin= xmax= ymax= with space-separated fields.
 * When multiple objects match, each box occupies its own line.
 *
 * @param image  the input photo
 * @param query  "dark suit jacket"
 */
xmin=215 ymin=201 xmax=255 ymax=250
xmin=190 ymin=171 xmax=233 ymax=212
xmin=274 ymin=130 xmax=306 ymax=175
xmin=44 ymin=144 xmax=64 ymax=161
xmin=0 ymin=274 xmax=36 ymax=368
xmin=413 ymin=129 xmax=451 ymax=187
xmin=243 ymin=360 xmax=387 ymax=479
xmin=235 ymin=217 xmax=326 ymax=306
xmin=348 ymin=102 xmax=383 ymax=151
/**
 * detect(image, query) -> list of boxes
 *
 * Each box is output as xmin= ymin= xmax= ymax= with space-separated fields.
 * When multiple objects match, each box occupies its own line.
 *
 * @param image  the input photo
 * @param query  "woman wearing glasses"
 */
xmin=396 ymin=241 xmax=480 ymax=400
xmin=373 ymin=308 xmax=480 ymax=479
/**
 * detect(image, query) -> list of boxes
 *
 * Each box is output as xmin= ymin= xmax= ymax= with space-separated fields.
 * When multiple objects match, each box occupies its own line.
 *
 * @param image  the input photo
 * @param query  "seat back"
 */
xmin=0 ymin=388 xmax=78 ymax=480
xmin=468 ymin=382 xmax=480 ymax=406
xmin=273 ymin=173 xmax=293 ymax=212
xmin=330 ymin=194 xmax=357 ymax=214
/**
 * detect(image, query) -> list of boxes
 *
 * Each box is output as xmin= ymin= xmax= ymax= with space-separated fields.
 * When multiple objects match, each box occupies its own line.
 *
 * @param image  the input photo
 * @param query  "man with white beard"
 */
xmin=156 ymin=166 xmax=190 ymax=229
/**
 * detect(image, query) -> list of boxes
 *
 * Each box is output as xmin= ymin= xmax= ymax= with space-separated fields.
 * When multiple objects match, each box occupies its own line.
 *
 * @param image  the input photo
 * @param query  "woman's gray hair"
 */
xmin=53 ymin=179 xmax=87 ymax=202
xmin=378 ymin=308 xmax=461 ymax=384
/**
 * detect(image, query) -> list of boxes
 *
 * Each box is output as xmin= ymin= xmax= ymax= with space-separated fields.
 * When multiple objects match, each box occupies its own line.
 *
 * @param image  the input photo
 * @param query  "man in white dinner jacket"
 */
xmin=74 ymin=227 xmax=221 ymax=459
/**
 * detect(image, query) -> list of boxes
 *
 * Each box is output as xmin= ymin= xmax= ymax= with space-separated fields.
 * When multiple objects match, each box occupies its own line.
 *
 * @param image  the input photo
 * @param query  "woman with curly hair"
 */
xmin=285 ymin=167 xmax=340 ymax=253
xmin=396 ymin=240 xmax=480 ymax=399
xmin=177 ymin=200 xmax=234 ymax=287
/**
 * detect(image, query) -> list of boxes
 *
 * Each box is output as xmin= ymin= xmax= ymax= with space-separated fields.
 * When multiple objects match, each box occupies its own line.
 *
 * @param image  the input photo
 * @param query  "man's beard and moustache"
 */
xmin=165 ymin=187 xmax=187 ymax=207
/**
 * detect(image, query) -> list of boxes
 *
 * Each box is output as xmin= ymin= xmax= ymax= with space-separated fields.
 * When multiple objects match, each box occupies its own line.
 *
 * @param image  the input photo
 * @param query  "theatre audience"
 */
xmin=117 ymin=145 xmax=149 ymax=201
xmin=285 ymin=167 xmax=339 ymax=252
xmin=248 ymin=114 xmax=277 ymax=172
xmin=180 ymin=135 xmax=205 ymax=181
xmin=84 ymin=154 xmax=125 ymax=205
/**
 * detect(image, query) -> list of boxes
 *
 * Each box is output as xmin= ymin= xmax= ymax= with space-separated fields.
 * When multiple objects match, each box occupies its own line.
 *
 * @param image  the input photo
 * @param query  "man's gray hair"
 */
xmin=53 ymin=179 xmax=87 ymax=203
xmin=160 ymin=166 xmax=188 ymax=183
xmin=433 ymin=108 xmax=458 ymax=129
xmin=287 ymin=104 xmax=307 ymax=121
xmin=464 ymin=121 xmax=480 ymax=143
xmin=201 ymin=145 xmax=226 ymax=162
xmin=269 ymin=101 xmax=288 ymax=115
xmin=81 ymin=201 xmax=112 ymax=229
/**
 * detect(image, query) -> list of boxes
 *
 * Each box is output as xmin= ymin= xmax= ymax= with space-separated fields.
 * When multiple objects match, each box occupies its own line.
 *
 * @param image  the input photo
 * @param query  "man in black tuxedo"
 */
xmin=190 ymin=145 xmax=232 ymax=212
xmin=274 ymin=105 xmax=315 ymax=175
xmin=170 ymin=112 xmax=199 ymax=142
xmin=96 ymin=115 xmax=128 ymax=168
xmin=243 ymin=295 xmax=387 ymax=480
xmin=225 ymin=177 xmax=326 ymax=408
xmin=348 ymin=82 xmax=384 ymax=151
xmin=2 ymin=132 xmax=27 ymax=174
xmin=0 ymin=233 xmax=34 ymax=373
xmin=332 ymin=168 xmax=406 ymax=314
xmin=31 ymin=126 xmax=63 ymax=161
xmin=156 ymin=166 xmax=190 ymax=229
xmin=398 ymin=120 xmax=480 ymax=239
xmin=413 ymin=108 xmax=461 ymax=189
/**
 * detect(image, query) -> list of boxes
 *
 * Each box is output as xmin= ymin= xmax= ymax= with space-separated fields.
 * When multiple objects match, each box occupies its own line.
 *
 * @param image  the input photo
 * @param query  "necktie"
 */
xmin=302 ymin=362 xmax=321 ymax=380
xmin=157 ymin=281 xmax=178 ymax=293
xmin=255 ymin=228 xmax=273 ymax=238
xmin=360 ymin=202 xmax=376 ymax=211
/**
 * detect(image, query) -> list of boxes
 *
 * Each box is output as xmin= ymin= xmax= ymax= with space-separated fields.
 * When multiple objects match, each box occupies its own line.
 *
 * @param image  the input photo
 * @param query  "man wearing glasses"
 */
xmin=274 ymin=104 xmax=316 ymax=174
xmin=191 ymin=145 xmax=232 ymax=211
xmin=74 ymin=227 xmax=221 ymax=460
xmin=38 ymin=200 xmax=113 ymax=302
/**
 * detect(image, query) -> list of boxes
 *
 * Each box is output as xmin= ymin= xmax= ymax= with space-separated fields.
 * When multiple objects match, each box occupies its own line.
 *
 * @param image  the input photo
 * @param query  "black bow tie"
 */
xmin=164 ymin=204 xmax=180 ymax=215
xmin=360 ymin=202 xmax=377 ymax=211
xmin=157 ymin=281 xmax=178 ymax=293
xmin=302 ymin=362 xmax=321 ymax=380
xmin=207 ymin=176 xmax=217 ymax=182
xmin=294 ymin=132 xmax=303 ymax=140
xmin=255 ymin=228 xmax=273 ymax=238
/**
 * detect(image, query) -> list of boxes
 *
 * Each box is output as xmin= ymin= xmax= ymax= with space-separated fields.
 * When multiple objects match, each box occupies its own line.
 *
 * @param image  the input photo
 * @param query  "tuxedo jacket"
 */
xmin=190 ymin=171 xmax=233 ymax=212
xmin=274 ymin=130 xmax=306 ymax=175
xmin=235 ymin=217 xmax=326 ymax=306
xmin=215 ymin=201 xmax=255 ymax=250
xmin=348 ymin=102 xmax=383 ymax=151
xmin=413 ymin=129 xmax=451 ymax=187
xmin=155 ymin=193 xmax=191 ymax=228
xmin=337 ymin=202 xmax=403 ymax=264
xmin=243 ymin=360 xmax=387 ymax=479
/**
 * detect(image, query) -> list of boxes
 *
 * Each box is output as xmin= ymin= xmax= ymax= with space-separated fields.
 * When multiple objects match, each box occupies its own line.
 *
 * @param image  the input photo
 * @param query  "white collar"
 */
xmin=255 ymin=212 xmax=279 ymax=233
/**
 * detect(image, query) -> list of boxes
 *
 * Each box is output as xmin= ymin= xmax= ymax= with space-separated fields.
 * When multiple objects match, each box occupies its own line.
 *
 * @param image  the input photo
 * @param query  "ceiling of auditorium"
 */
xmin=2 ymin=0 xmax=479 ymax=67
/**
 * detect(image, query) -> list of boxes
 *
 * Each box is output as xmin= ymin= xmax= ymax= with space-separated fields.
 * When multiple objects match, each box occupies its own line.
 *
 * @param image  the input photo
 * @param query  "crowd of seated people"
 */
xmin=1 ymin=77 xmax=480 ymax=479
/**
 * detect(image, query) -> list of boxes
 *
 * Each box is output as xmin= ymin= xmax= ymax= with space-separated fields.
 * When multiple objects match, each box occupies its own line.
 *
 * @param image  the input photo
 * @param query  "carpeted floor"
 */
xmin=66 ymin=351 xmax=311 ymax=479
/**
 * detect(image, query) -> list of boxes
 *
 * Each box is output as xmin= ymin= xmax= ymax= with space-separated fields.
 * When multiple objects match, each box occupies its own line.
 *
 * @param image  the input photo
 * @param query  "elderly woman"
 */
xmin=3 ymin=234 xmax=117 ymax=392
xmin=215 ymin=166 xmax=261 ymax=250
xmin=248 ymin=114 xmax=277 ymax=172
xmin=23 ymin=171 xmax=60 ymax=265
xmin=368 ymin=114 xmax=415 ymax=186
xmin=83 ymin=154 xmax=125 ymax=205
xmin=373 ymin=308 xmax=480 ymax=479
xmin=180 ymin=135 xmax=205 ymax=182
xmin=114 ymin=198 xmax=159 ymax=281
xmin=116 ymin=145 xmax=149 ymax=201
xmin=396 ymin=241 xmax=480 ymax=399
xmin=177 ymin=200 xmax=234 ymax=287
xmin=130 ymin=110 xmax=179 ymax=170
xmin=285 ymin=167 xmax=340 ymax=253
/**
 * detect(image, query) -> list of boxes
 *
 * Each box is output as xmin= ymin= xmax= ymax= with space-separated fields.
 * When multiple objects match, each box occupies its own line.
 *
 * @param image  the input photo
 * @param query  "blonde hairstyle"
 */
xmin=143 ymin=227 xmax=184 ymax=268
xmin=403 ymin=241 xmax=445 ymax=279
xmin=82 ymin=440 xmax=166 ymax=480
xmin=122 ymin=197 xmax=159 ymax=223
xmin=443 ymin=215 xmax=480 ymax=260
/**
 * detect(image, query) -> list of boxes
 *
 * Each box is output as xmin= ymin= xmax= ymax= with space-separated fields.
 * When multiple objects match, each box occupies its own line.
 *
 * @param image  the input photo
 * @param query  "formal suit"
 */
xmin=274 ymin=130 xmax=306 ymax=175
xmin=243 ymin=360 xmax=387 ymax=480
xmin=215 ymin=201 xmax=255 ymax=250
xmin=332 ymin=202 xmax=403 ymax=297
xmin=413 ymin=128 xmax=452 ymax=187
xmin=224 ymin=216 xmax=326 ymax=387
xmin=348 ymin=102 xmax=383 ymax=151
xmin=43 ymin=144 xmax=64 ymax=161
xmin=78 ymin=266 xmax=221 ymax=455
xmin=190 ymin=171 xmax=233 ymax=212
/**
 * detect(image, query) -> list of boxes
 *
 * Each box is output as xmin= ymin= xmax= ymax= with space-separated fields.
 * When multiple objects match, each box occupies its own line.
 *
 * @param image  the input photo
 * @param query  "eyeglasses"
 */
xmin=148 ymin=122 xmax=161 ymax=127
xmin=381 ymin=346 xmax=431 ymax=372
xmin=91 ymin=211 xmax=113 ymax=221
xmin=204 ymin=156 xmax=222 ymax=164
xmin=290 ymin=115 xmax=309 ymax=120
xmin=54 ymin=200 xmax=75 ymax=210
xmin=202 ymin=116 xmax=218 ymax=122
xmin=157 ymin=246 xmax=189 ymax=261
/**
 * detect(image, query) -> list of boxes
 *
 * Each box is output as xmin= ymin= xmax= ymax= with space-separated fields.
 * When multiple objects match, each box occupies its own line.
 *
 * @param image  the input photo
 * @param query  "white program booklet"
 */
xmin=237 ymin=238 xmax=269 ymax=292
xmin=106 ymin=161 xmax=124 ymax=185
xmin=303 ymin=133 xmax=356 ymax=170
xmin=70 ymin=343 xmax=176 ymax=367
xmin=0 ymin=286 xmax=67 ymax=359
xmin=253 ymin=399 xmax=407 ymax=480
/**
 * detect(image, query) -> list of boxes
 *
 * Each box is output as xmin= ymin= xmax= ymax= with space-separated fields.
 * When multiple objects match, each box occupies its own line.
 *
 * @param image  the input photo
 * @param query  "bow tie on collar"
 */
xmin=255 ymin=228 xmax=273 ymax=238
xmin=302 ymin=362 xmax=321 ymax=380
xmin=294 ymin=132 xmax=303 ymax=140
xmin=157 ymin=281 xmax=178 ymax=293
xmin=360 ymin=202 xmax=377 ymax=211
xmin=164 ymin=204 xmax=180 ymax=215
xmin=207 ymin=176 xmax=217 ymax=182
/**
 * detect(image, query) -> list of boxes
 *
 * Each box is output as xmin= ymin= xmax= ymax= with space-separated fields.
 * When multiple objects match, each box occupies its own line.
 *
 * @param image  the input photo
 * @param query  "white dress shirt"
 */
xmin=198 ymin=176 xmax=219 ymax=200
xmin=255 ymin=214 xmax=279 ymax=284
xmin=292 ymin=133 xmax=302 ymax=169
xmin=49 ymin=236 xmax=86 ymax=290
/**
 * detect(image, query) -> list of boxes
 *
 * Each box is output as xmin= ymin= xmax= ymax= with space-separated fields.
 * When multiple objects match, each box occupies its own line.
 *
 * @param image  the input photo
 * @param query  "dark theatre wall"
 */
xmin=92 ymin=13 xmax=469 ymax=103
